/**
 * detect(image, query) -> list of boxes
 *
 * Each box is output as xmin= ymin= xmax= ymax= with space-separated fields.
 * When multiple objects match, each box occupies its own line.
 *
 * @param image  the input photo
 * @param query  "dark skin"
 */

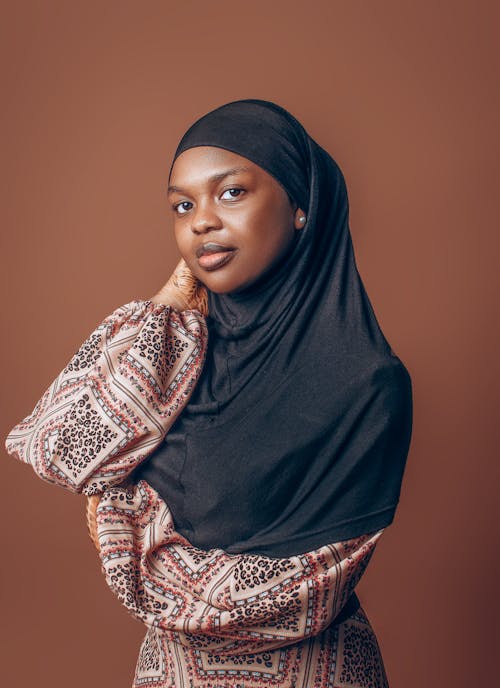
xmin=151 ymin=146 xmax=306 ymax=308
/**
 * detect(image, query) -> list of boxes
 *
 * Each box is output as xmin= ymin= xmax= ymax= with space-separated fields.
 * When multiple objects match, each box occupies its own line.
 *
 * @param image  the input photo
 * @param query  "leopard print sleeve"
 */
xmin=4 ymin=300 xmax=208 ymax=495
xmin=94 ymin=478 xmax=385 ymax=656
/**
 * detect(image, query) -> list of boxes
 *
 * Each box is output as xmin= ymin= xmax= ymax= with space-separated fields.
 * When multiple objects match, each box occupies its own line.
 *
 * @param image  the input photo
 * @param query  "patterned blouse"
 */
xmin=5 ymin=299 xmax=390 ymax=688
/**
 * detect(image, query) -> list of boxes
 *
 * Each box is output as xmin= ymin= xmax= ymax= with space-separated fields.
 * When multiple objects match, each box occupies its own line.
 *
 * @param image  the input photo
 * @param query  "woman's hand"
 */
xmin=150 ymin=257 xmax=203 ymax=311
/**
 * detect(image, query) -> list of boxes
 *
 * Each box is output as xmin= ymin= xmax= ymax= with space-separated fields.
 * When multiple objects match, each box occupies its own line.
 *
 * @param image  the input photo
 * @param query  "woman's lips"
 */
xmin=197 ymin=249 xmax=237 ymax=271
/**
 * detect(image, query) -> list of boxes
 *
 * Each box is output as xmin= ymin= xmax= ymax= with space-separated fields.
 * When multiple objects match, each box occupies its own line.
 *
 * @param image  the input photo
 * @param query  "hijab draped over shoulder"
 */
xmin=133 ymin=99 xmax=413 ymax=557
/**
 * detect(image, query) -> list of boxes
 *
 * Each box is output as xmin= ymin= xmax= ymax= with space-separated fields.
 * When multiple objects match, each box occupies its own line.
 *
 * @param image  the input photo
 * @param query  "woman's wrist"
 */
xmin=151 ymin=258 xmax=198 ymax=311
xmin=150 ymin=288 xmax=190 ymax=311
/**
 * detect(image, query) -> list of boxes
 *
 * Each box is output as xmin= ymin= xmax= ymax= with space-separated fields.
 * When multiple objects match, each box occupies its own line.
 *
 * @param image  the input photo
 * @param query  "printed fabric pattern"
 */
xmin=5 ymin=300 xmax=389 ymax=688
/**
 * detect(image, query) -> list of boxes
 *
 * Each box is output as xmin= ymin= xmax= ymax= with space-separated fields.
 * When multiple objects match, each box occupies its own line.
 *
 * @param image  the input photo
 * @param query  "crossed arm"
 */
xmin=5 ymin=292 xmax=384 ymax=653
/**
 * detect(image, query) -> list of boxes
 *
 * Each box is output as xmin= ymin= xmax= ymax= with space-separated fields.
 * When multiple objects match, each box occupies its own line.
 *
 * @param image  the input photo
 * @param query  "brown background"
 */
xmin=1 ymin=1 xmax=498 ymax=686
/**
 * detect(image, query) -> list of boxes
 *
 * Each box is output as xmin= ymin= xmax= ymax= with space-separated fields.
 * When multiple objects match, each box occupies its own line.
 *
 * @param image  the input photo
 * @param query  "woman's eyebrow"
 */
xmin=167 ymin=166 xmax=252 ymax=195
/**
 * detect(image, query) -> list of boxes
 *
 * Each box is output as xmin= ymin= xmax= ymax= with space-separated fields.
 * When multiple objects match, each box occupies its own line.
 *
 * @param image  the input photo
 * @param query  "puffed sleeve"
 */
xmin=93 ymin=477 xmax=384 ymax=655
xmin=4 ymin=300 xmax=208 ymax=495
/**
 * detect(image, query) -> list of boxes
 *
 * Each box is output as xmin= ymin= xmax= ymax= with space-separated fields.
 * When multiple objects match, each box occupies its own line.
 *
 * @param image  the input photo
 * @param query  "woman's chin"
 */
xmin=191 ymin=269 xmax=252 ymax=295
xmin=204 ymin=282 xmax=245 ymax=295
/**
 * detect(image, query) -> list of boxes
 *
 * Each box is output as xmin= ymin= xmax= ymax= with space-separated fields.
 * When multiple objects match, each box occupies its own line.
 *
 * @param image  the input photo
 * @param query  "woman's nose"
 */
xmin=191 ymin=202 xmax=222 ymax=234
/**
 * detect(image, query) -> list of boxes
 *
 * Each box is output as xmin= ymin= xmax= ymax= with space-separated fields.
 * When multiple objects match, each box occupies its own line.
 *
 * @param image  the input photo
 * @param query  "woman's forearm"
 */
xmin=4 ymin=300 xmax=208 ymax=495
xmin=95 ymin=477 xmax=384 ymax=655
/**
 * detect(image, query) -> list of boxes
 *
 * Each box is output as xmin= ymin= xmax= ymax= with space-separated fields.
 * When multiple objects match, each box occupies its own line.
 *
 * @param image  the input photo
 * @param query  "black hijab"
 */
xmin=134 ymin=99 xmax=413 ymax=557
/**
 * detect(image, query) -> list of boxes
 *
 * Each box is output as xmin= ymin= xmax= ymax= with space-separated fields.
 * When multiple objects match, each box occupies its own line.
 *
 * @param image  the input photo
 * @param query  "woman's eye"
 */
xmin=173 ymin=201 xmax=192 ymax=215
xmin=221 ymin=188 xmax=244 ymax=200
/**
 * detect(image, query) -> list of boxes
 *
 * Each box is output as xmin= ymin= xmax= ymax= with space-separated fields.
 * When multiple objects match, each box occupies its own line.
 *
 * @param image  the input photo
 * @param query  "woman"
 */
xmin=5 ymin=99 xmax=413 ymax=687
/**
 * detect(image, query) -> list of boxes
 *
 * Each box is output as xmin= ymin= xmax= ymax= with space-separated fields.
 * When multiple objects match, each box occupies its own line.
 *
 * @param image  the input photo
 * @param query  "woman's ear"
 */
xmin=294 ymin=208 xmax=307 ymax=230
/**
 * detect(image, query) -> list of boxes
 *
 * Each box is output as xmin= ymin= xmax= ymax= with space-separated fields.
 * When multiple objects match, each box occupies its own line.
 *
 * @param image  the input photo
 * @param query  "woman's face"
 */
xmin=168 ymin=146 xmax=305 ymax=294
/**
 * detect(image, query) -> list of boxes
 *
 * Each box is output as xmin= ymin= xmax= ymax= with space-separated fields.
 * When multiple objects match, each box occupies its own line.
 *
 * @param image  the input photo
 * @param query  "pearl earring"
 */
xmin=299 ymin=215 xmax=306 ymax=223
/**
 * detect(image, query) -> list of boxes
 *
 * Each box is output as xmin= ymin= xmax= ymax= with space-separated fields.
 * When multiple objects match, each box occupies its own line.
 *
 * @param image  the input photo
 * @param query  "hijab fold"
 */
xmin=134 ymin=99 xmax=413 ymax=557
